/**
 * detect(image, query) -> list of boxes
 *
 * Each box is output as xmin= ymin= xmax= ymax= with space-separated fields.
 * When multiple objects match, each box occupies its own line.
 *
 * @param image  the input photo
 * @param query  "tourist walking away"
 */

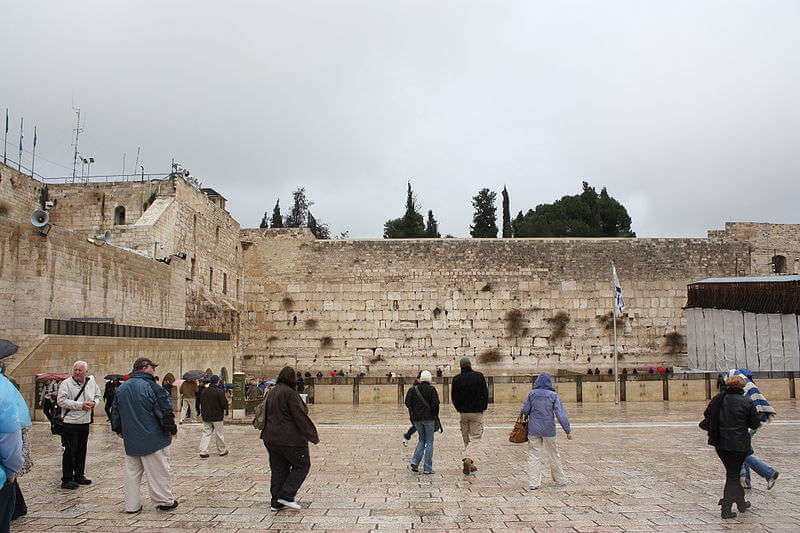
xmin=57 ymin=361 xmax=102 ymax=489
xmin=726 ymin=369 xmax=780 ymax=490
xmin=261 ymin=366 xmax=319 ymax=512
xmin=700 ymin=374 xmax=761 ymax=519
xmin=451 ymin=356 xmax=488 ymax=475
xmin=402 ymin=372 xmax=422 ymax=446
xmin=179 ymin=379 xmax=198 ymax=423
xmin=1 ymin=368 xmax=30 ymax=533
xmin=199 ymin=375 xmax=228 ymax=458
xmin=103 ymin=378 xmax=119 ymax=422
xmin=404 ymin=370 xmax=439 ymax=475
xmin=111 ymin=358 xmax=179 ymax=513
xmin=520 ymin=372 xmax=573 ymax=490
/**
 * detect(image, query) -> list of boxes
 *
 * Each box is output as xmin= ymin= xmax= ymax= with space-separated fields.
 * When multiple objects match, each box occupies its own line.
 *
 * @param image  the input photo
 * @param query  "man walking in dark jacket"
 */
xmin=450 ymin=357 xmax=488 ymax=474
xmin=111 ymin=358 xmax=178 ymax=513
xmin=199 ymin=375 xmax=228 ymax=458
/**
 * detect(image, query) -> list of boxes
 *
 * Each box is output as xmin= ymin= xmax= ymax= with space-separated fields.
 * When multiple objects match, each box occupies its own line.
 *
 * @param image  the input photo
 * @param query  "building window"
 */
xmin=114 ymin=206 xmax=126 ymax=225
xmin=215 ymin=226 xmax=220 ymax=244
xmin=236 ymin=278 xmax=240 ymax=299
xmin=190 ymin=257 xmax=196 ymax=278
xmin=223 ymin=272 xmax=227 ymax=294
xmin=772 ymin=255 xmax=787 ymax=274
xmin=209 ymin=268 xmax=213 ymax=291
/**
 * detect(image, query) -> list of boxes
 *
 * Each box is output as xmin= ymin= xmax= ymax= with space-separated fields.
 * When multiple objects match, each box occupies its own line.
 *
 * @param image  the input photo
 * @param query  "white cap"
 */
xmin=419 ymin=370 xmax=432 ymax=383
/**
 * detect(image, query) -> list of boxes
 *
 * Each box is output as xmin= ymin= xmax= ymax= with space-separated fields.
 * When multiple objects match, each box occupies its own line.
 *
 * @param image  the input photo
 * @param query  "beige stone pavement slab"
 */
xmin=10 ymin=401 xmax=800 ymax=531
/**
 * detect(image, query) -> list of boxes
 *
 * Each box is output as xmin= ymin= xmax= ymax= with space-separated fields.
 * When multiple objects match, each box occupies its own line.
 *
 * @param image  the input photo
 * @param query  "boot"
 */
xmin=462 ymin=458 xmax=474 ymax=475
xmin=719 ymin=500 xmax=737 ymax=519
xmin=736 ymin=500 xmax=751 ymax=513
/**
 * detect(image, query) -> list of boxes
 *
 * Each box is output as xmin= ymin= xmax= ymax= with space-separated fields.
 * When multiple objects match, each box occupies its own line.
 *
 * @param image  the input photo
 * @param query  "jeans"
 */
xmin=715 ymin=448 xmax=747 ymax=505
xmin=403 ymin=425 xmax=416 ymax=440
xmin=411 ymin=420 xmax=435 ymax=473
xmin=740 ymin=427 xmax=775 ymax=486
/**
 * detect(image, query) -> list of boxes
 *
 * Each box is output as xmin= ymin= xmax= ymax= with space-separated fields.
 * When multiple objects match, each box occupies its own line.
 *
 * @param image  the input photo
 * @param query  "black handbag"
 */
xmin=50 ymin=378 xmax=89 ymax=436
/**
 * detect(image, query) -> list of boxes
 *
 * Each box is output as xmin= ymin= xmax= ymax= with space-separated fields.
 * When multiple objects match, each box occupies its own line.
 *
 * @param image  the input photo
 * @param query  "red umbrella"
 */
xmin=35 ymin=373 xmax=70 ymax=381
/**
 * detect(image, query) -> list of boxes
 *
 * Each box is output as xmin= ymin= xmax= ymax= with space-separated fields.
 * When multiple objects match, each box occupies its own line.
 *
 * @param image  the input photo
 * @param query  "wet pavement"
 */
xmin=11 ymin=401 xmax=800 ymax=532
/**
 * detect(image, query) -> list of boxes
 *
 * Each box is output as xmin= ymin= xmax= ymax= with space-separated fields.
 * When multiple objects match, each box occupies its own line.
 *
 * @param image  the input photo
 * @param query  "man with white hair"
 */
xmin=56 ymin=360 xmax=102 ymax=489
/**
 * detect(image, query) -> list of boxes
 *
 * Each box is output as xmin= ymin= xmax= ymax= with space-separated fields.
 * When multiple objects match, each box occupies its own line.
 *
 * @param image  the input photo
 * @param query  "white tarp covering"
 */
xmin=688 ymin=308 xmax=799 ymax=371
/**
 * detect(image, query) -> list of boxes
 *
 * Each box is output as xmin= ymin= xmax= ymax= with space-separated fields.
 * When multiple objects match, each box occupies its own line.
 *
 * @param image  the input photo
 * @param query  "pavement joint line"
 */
xmin=316 ymin=420 xmax=800 ymax=429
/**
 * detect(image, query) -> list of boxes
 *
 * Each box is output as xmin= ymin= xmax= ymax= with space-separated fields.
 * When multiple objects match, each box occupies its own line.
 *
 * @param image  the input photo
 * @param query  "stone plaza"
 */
xmin=11 ymin=401 xmax=799 ymax=532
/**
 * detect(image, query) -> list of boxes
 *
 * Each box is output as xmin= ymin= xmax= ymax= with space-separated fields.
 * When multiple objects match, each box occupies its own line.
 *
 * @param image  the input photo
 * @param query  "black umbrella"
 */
xmin=182 ymin=370 xmax=205 ymax=380
xmin=104 ymin=374 xmax=124 ymax=380
xmin=0 ymin=339 xmax=19 ymax=360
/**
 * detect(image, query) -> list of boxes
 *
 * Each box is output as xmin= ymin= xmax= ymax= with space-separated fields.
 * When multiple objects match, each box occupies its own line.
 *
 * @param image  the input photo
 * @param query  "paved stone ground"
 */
xmin=12 ymin=401 xmax=800 ymax=532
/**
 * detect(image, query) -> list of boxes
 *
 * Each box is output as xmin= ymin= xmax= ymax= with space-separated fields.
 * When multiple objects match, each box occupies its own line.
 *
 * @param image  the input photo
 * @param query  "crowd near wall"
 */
xmin=240 ymin=228 xmax=753 ymax=377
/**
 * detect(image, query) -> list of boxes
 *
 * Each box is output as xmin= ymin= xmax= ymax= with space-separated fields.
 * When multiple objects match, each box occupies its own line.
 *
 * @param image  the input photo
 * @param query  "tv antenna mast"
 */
xmin=71 ymin=107 xmax=82 ymax=183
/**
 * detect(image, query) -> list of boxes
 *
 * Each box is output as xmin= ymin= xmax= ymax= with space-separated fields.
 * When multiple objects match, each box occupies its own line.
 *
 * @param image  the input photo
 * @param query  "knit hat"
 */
xmin=459 ymin=356 xmax=471 ymax=368
xmin=209 ymin=375 xmax=220 ymax=384
xmin=419 ymin=370 xmax=432 ymax=383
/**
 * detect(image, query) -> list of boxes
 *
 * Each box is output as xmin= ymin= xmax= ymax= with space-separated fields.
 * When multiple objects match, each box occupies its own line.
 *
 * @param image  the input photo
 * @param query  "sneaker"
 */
xmin=528 ymin=485 xmax=540 ymax=491
xmin=767 ymin=471 xmax=779 ymax=490
xmin=219 ymin=451 xmax=229 ymax=457
xmin=125 ymin=507 xmax=142 ymax=514
xmin=75 ymin=478 xmax=92 ymax=485
xmin=555 ymin=480 xmax=569 ymax=488
xmin=409 ymin=463 xmax=419 ymax=473
xmin=199 ymin=454 xmax=210 ymax=458
xmin=270 ymin=502 xmax=285 ymax=512
xmin=276 ymin=498 xmax=301 ymax=510
xmin=156 ymin=500 xmax=179 ymax=511
xmin=402 ymin=437 xmax=409 ymax=447
xmin=60 ymin=481 xmax=78 ymax=490
xmin=422 ymin=470 xmax=435 ymax=475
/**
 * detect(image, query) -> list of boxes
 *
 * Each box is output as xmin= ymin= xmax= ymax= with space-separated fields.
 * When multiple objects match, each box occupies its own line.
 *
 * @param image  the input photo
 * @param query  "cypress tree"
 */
xmin=501 ymin=186 xmax=512 ymax=237
xmin=285 ymin=188 xmax=309 ymax=228
xmin=384 ymin=182 xmax=425 ymax=238
xmin=270 ymin=200 xmax=284 ymax=228
xmin=259 ymin=211 xmax=269 ymax=229
xmin=469 ymin=188 xmax=498 ymax=238
xmin=425 ymin=210 xmax=440 ymax=238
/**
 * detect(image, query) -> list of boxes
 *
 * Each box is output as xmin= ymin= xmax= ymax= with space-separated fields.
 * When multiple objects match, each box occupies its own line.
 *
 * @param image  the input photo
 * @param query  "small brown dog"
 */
xmin=462 ymin=458 xmax=477 ymax=475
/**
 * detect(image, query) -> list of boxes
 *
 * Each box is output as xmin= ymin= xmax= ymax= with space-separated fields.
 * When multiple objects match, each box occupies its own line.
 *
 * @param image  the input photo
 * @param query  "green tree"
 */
xmin=425 ymin=210 xmax=441 ymax=238
xmin=307 ymin=211 xmax=330 ymax=239
xmin=470 ymin=188 xmax=498 ymax=238
xmin=501 ymin=186 xmax=511 ymax=237
xmin=259 ymin=211 xmax=269 ymax=229
xmin=384 ymin=182 xmax=426 ymax=238
xmin=285 ymin=188 xmax=309 ymax=228
xmin=513 ymin=181 xmax=635 ymax=237
xmin=270 ymin=200 xmax=284 ymax=228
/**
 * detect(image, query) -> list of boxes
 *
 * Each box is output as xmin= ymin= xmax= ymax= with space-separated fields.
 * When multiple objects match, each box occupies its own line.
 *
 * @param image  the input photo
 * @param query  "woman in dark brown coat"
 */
xmin=261 ymin=366 xmax=319 ymax=512
xmin=701 ymin=374 xmax=761 ymax=519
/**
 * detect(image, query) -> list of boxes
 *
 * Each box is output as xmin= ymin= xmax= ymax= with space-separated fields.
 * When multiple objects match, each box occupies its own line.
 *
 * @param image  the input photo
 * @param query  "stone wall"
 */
xmin=708 ymin=222 xmax=800 ymax=275
xmin=11 ymin=335 xmax=233 ymax=414
xmin=0 ymin=164 xmax=45 ymax=224
xmin=240 ymin=229 xmax=752 ymax=377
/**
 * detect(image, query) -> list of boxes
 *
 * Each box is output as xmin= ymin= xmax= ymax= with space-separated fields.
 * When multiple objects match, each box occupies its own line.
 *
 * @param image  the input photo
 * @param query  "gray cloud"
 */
xmin=3 ymin=1 xmax=798 ymax=238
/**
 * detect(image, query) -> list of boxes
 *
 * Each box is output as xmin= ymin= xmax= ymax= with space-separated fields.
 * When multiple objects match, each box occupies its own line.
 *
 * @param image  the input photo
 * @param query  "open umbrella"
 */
xmin=0 ymin=339 xmax=19 ymax=360
xmin=35 ymin=372 xmax=70 ymax=381
xmin=171 ymin=379 xmax=185 ymax=389
xmin=182 ymin=370 xmax=205 ymax=380
xmin=104 ymin=374 xmax=124 ymax=380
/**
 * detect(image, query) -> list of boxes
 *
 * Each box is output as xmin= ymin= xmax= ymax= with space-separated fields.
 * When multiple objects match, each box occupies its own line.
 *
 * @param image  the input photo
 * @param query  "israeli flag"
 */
xmin=612 ymin=264 xmax=625 ymax=314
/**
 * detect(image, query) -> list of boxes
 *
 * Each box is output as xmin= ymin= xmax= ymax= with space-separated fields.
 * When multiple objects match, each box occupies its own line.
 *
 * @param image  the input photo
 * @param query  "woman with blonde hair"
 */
xmin=700 ymin=374 xmax=761 ymax=519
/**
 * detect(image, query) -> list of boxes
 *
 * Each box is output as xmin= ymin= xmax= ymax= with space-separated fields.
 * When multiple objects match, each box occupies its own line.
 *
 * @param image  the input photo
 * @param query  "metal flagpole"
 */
xmin=612 ymin=280 xmax=619 ymax=404
xmin=17 ymin=117 xmax=23 ymax=171
xmin=3 ymin=108 xmax=7 ymax=164
xmin=31 ymin=126 xmax=37 ymax=177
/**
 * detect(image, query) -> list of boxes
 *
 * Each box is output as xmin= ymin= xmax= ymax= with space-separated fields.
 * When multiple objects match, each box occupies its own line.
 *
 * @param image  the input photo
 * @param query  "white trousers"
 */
xmin=460 ymin=412 xmax=485 ymax=458
xmin=179 ymin=398 xmax=193 ymax=422
xmin=124 ymin=447 xmax=173 ymax=511
xmin=200 ymin=421 xmax=227 ymax=454
xmin=527 ymin=436 xmax=566 ymax=486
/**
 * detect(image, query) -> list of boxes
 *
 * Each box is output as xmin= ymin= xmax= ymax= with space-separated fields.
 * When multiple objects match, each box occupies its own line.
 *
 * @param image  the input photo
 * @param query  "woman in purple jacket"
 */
xmin=520 ymin=372 xmax=573 ymax=490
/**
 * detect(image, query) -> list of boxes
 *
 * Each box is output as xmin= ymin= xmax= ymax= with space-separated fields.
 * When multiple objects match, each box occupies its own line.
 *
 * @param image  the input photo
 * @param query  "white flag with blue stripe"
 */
xmin=612 ymin=264 xmax=625 ymax=314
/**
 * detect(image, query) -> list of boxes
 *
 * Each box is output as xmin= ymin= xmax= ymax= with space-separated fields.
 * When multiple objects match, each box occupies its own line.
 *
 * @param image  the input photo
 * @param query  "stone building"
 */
xmin=2 ymin=160 xmax=799 ymax=402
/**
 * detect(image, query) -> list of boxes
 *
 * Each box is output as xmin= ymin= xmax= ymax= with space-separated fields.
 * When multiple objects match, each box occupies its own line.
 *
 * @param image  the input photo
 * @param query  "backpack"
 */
xmin=252 ymin=391 xmax=269 ymax=430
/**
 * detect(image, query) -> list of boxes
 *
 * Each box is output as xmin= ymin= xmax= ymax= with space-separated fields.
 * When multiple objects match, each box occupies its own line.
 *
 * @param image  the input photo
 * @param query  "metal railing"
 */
xmin=44 ymin=318 xmax=230 ymax=341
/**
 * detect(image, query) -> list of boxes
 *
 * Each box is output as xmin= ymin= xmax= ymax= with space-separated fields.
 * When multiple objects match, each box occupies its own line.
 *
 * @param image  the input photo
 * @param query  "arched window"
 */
xmin=772 ymin=255 xmax=787 ymax=274
xmin=220 ymin=367 xmax=229 ymax=383
xmin=114 ymin=205 xmax=126 ymax=225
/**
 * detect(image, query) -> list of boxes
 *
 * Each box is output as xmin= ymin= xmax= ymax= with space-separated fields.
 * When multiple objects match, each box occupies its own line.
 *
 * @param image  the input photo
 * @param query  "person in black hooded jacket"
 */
xmin=403 ymin=370 xmax=439 ymax=474
xmin=701 ymin=374 xmax=761 ymax=519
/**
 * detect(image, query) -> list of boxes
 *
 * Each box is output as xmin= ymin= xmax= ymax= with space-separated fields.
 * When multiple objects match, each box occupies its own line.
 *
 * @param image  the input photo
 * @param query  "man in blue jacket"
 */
xmin=111 ymin=358 xmax=179 ymax=513
xmin=520 ymin=372 xmax=573 ymax=490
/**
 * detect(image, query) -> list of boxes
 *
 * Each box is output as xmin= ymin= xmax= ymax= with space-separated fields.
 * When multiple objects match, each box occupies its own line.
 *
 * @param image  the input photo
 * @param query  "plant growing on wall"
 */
xmin=320 ymin=336 xmax=333 ymax=348
xmin=281 ymin=296 xmax=294 ymax=310
xmin=546 ymin=311 xmax=570 ymax=341
xmin=305 ymin=319 xmax=318 ymax=328
xmin=663 ymin=331 xmax=686 ymax=354
xmin=479 ymin=348 xmax=503 ymax=363
xmin=504 ymin=309 xmax=528 ymax=337
xmin=597 ymin=311 xmax=626 ymax=331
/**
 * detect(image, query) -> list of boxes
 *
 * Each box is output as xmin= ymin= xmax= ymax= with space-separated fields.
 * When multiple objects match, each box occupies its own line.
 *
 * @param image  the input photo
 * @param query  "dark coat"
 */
xmin=260 ymin=383 xmax=319 ymax=446
xmin=200 ymin=385 xmax=228 ymax=422
xmin=111 ymin=371 xmax=176 ymax=456
xmin=404 ymin=382 xmax=439 ymax=422
xmin=450 ymin=368 xmax=488 ymax=413
xmin=701 ymin=389 xmax=760 ymax=453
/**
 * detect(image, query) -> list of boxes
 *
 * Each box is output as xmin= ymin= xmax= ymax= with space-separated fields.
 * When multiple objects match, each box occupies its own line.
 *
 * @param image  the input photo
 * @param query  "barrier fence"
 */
xmin=44 ymin=318 xmax=230 ymax=341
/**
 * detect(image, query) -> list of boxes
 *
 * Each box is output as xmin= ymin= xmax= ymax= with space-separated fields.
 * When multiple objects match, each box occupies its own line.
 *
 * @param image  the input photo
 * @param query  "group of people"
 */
xmin=402 ymin=356 xmax=573 ymax=490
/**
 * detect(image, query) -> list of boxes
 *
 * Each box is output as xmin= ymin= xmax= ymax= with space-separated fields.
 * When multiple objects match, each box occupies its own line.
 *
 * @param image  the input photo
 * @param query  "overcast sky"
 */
xmin=3 ymin=1 xmax=799 ymax=238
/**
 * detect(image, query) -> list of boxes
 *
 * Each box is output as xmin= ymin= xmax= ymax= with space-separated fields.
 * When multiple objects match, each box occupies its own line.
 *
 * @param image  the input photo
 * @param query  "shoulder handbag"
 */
xmin=51 ymin=378 xmax=89 ymax=436
xmin=509 ymin=413 xmax=529 ymax=443
xmin=413 ymin=386 xmax=443 ymax=433
xmin=252 ymin=389 xmax=270 ymax=431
